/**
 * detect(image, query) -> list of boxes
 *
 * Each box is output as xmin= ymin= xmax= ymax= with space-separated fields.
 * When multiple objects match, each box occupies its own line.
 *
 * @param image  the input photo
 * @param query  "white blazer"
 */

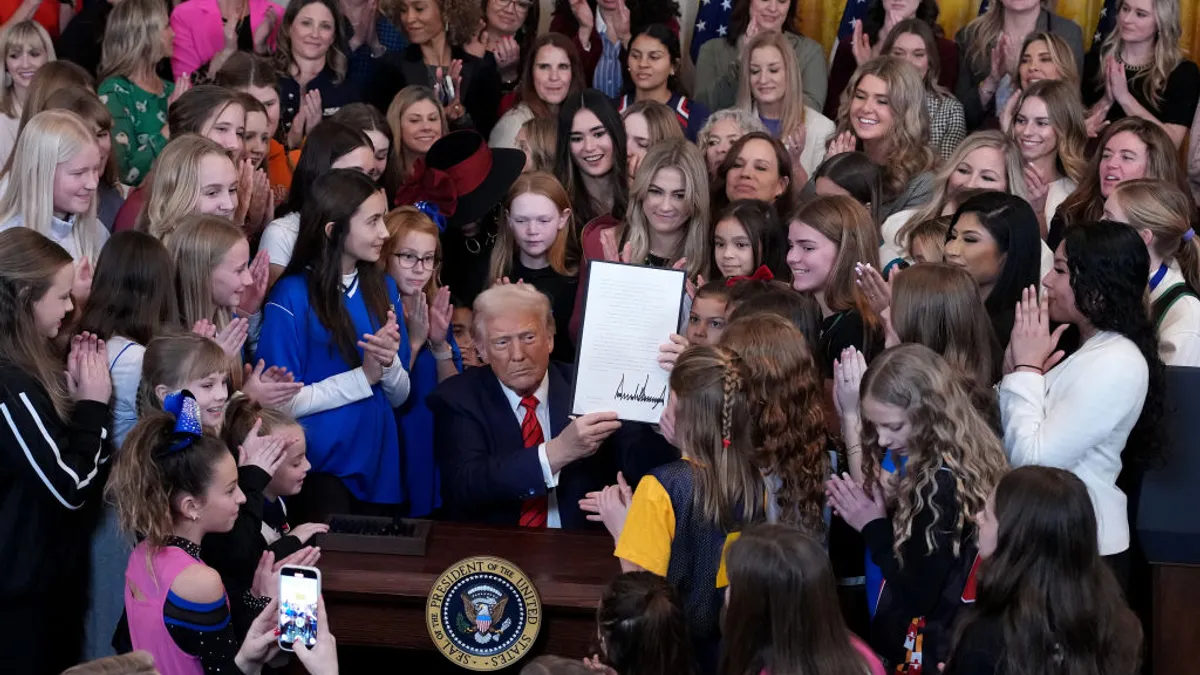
xmin=999 ymin=331 xmax=1148 ymax=555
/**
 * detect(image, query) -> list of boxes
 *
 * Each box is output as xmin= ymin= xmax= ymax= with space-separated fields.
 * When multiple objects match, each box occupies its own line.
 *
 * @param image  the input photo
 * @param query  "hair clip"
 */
xmin=155 ymin=390 xmax=204 ymax=457
xmin=414 ymin=201 xmax=448 ymax=232
xmin=725 ymin=265 xmax=775 ymax=287
xmin=1184 ymin=228 xmax=1195 ymax=243
xmin=722 ymin=438 xmax=731 ymax=448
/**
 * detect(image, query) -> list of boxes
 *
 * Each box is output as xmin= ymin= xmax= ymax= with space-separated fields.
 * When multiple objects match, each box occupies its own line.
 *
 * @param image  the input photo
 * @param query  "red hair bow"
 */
xmin=724 ymin=265 xmax=775 ymax=287
xmin=395 ymin=158 xmax=459 ymax=216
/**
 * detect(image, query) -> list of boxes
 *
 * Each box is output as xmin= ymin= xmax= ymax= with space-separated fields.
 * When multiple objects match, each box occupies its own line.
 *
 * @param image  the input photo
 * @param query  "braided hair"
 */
xmin=670 ymin=345 xmax=763 ymax=531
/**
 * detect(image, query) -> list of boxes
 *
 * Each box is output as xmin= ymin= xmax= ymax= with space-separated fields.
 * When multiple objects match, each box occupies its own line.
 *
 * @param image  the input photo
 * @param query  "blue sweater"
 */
xmin=398 ymin=331 xmax=462 ymax=517
xmin=258 ymin=272 xmax=411 ymax=504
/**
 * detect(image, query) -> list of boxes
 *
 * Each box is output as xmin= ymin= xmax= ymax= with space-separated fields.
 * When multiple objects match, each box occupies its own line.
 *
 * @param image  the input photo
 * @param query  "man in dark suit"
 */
xmin=429 ymin=284 xmax=639 ymax=529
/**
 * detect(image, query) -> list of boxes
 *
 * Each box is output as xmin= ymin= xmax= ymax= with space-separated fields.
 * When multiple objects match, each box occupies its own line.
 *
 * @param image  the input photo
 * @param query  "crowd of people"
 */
xmin=0 ymin=0 xmax=1196 ymax=673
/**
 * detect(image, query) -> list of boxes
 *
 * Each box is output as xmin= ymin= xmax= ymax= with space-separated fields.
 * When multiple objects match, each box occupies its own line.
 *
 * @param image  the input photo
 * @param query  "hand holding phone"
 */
xmin=278 ymin=565 xmax=321 ymax=652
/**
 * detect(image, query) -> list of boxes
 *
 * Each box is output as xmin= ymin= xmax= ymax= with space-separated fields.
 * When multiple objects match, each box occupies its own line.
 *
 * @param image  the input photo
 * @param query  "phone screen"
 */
xmin=278 ymin=567 xmax=320 ymax=650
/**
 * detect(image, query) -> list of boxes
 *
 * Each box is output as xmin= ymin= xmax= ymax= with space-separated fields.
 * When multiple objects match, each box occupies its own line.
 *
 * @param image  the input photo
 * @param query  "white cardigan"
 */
xmin=999 ymin=331 xmax=1148 ymax=555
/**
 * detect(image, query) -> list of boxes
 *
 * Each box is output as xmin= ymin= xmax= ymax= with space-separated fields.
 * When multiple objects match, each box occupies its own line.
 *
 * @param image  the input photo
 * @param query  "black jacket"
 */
xmin=367 ymin=44 xmax=501 ymax=138
xmin=0 ymin=364 xmax=112 ymax=600
xmin=201 ymin=465 xmax=304 ymax=639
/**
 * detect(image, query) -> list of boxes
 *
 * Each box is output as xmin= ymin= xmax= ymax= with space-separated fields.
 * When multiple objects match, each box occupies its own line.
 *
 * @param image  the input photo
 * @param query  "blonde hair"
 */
xmin=383 ymin=205 xmax=444 ymax=302
xmin=833 ymin=57 xmax=934 ymax=200
xmin=491 ymin=171 xmax=576 ymax=281
xmin=519 ymin=116 xmax=557 ymax=173
xmin=137 ymin=135 xmax=234 ymax=239
xmin=0 ymin=228 xmax=74 ymax=419
xmin=624 ymin=138 xmax=710 ymax=279
xmin=1112 ymin=179 xmax=1200 ymax=294
xmin=98 ymin=0 xmax=169 ymax=81
xmin=622 ymin=99 xmax=685 ymax=145
xmin=0 ymin=109 xmax=103 ymax=263
xmin=165 ymin=215 xmax=247 ymax=330
xmin=861 ymin=344 xmax=1008 ymax=562
xmin=738 ymin=31 xmax=806 ymax=137
xmin=471 ymin=283 xmax=553 ymax=343
xmin=791 ymin=195 xmax=881 ymax=319
xmin=1007 ymin=80 xmax=1088 ymax=184
xmin=386 ymin=85 xmax=447 ymax=179
xmin=1096 ymin=0 xmax=1183 ymax=108
xmin=0 ymin=20 xmax=54 ymax=118
xmin=1014 ymin=32 xmax=1080 ymax=88
xmin=900 ymin=130 xmax=1028 ymax=245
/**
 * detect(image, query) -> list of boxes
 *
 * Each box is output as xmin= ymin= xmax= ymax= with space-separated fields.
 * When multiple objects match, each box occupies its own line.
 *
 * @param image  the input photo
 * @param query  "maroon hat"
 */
xmin=395 ymin=130 xmax=526 ymax=229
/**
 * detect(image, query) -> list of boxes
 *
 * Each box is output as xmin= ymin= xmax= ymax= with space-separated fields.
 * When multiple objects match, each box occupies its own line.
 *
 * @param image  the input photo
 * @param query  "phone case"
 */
xmin=277 ymin=565 xmax=322 ymax=652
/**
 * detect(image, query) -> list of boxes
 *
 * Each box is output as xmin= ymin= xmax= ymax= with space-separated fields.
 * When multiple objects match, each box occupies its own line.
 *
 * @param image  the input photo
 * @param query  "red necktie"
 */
xmin=519 ymin=395 xmax=548 ymax=528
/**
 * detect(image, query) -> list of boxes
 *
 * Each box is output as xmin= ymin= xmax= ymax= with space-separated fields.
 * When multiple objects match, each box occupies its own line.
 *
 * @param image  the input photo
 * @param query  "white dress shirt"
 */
xmin=499 ymin=372 xmax=561 ymax=528
xmin=999 ymin=331 xmax=1148 ymax=555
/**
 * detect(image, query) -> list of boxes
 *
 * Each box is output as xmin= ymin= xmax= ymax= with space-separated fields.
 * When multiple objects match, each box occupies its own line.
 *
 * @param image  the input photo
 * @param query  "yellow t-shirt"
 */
xmin=614 ymin=475 xmax=675 ymax=576
xmin=614 ymin=474 xmax=737 ymax=588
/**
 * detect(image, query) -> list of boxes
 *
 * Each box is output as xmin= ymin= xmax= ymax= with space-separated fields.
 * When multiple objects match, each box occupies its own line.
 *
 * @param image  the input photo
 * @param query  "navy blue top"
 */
xmin=278 ymin=67 xmax=362 ymax=136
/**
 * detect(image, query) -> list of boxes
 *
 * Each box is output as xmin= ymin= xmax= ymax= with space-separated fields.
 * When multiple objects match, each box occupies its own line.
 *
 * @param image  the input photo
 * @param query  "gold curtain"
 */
xmin=795 ymin=0 xmax=1200 ymax=62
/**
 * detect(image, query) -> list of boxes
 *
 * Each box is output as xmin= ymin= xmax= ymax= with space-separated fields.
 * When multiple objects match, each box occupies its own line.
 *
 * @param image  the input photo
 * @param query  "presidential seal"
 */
xmin=426 ymin=556 xmax=542 ymax=671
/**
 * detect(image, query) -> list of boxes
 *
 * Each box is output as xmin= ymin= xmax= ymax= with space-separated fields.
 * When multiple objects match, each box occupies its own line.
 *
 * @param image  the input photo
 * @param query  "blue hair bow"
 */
xmin=414 ymin=201 xmax=447 ymax=232
xmin=156 ymin=390 xmax=205 ymax=457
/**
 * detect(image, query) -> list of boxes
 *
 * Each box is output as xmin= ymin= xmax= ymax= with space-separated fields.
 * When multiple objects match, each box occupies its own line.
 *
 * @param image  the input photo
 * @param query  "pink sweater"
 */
xmin=759 ymin=636 xmax=886 ymax=675
xmin=170 ymin=0 xmax=281 ymax=78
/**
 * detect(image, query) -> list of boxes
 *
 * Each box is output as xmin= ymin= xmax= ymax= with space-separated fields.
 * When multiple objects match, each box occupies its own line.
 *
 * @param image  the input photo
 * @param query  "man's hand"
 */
xmin=544 ymin=412 xmax=621 ymax=473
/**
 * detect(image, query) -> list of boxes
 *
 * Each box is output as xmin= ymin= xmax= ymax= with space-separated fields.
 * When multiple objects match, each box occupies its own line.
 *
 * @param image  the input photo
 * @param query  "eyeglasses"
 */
xmin=395 ymin=252 xmax=440 ymax=270
xmin=496 ymin=0 xmax=535 ymax=10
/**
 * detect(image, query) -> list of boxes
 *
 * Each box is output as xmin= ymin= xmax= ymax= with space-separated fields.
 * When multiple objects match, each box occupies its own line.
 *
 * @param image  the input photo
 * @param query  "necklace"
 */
xmin=1116 ymin=51 xmax=1152 ymax=73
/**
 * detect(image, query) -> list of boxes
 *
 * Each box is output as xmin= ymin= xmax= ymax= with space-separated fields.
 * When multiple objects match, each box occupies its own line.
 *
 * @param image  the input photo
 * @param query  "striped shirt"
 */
xmin=592 ymin=10 xmax=623 ymax=98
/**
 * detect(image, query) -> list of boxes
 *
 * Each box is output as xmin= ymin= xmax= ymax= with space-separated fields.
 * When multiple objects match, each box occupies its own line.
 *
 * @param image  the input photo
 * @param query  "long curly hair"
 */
xmin=1054 ymin=117 xmax=1182 ymax=233
xmin=947 ymin=466 xmax=1142 ymax=675
xmin=861 ymin=344 xmax=1008 ymax=562
xmin=1063 ymin=221 xmax=1166 ymax=467
xmin=831 ymin=56 xmax=934 ymax=202
xmin=719 ymin=314 xmax=829 ymax=535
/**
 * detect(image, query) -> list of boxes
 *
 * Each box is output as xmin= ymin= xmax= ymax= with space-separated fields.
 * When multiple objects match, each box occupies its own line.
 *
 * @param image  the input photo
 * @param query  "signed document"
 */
xmin=571 ymin=261 xmax=685 ymax=423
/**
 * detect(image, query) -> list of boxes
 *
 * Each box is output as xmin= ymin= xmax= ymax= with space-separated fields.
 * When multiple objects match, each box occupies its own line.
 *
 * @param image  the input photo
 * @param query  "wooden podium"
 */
xmin=317 ymin=522 xmax=619 ymax=659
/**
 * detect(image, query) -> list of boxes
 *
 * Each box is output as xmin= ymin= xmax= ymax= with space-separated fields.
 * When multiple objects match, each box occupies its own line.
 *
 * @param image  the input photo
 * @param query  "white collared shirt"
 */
xmin=499 ymin=372 xmax=561 ymax=528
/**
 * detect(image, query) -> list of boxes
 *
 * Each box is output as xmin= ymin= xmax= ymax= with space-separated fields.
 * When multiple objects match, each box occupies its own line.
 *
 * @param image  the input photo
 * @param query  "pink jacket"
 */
xmin=170 ymin=0 xmax=281 ymax=78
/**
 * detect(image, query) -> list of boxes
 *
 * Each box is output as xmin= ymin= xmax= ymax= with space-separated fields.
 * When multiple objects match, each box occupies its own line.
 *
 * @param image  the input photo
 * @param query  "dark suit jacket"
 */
xmin=367 ymin=44 xmax=501 ymax=138
xmin=427 ymin=362 xmax=676 ymax=529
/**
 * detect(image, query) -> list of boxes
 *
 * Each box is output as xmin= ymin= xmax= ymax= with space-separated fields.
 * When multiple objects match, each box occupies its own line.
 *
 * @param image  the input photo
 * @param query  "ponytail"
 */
xmin=1111 ymin=179 xmax=1200 ymax=293
xmin=107 ymin=408 xmax=230 ymax=549
xmin=1175 ymin=233 xmax=1200 ymax=296
xmin=597 ymin=572 xmax=697 ymax=675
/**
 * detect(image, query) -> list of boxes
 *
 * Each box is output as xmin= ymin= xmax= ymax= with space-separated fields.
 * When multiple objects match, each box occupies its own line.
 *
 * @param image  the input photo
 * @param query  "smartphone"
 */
xmin=277 ymin=565 xmax=321 ymax=652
